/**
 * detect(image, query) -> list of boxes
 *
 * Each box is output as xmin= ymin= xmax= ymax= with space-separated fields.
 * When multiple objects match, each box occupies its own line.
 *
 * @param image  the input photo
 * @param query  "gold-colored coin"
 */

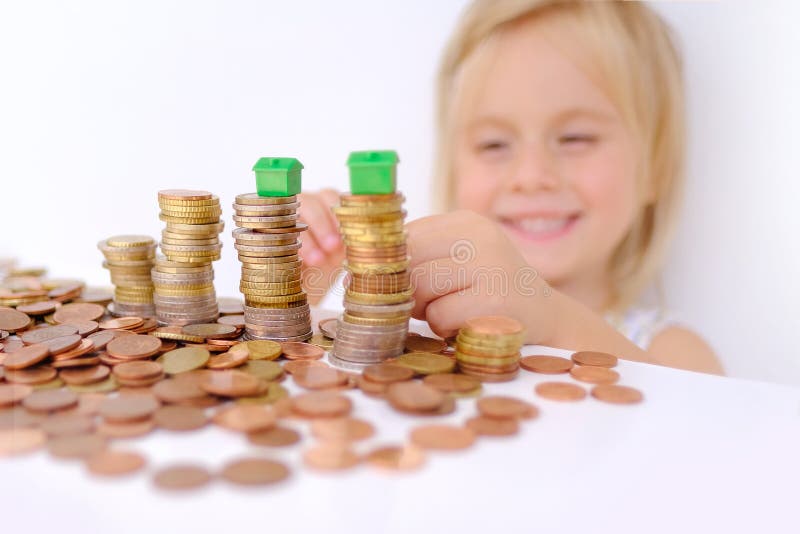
xmin=241 ymin=287 xmax=303 ymax=297
xmin=105 ymin=235 xmax=155 ymax=248
xmin=396 ymin=353 xmax=456 ymax=375
xmin=342 ymin=313 xmax=408 ymax=327
xmin=344 ymin=289 xmax=413 ymax=305
xmin=240 ymin=360 xmax=284 ymax=381
xmin=454 ymin=351 xmax=520 ymax=367
xmin=345 ymin=262 xmax=410 ymax=275
xmin=245 ymin=340 xmax=282 ymax=361
xmin=162 ymin=221 xmax=225 ymax=234
xmin=244 ymin=293 xmax=307 ymax=305
xmin=236 ymin=382 xmax=289 ymax=405
xmin=153 ymin=288 xmax=215 ymax=297
xmin=67 ymin=376 xmax=119 ymax=394
xmin=159 ymin=213 xmax=220 ymax=225
xmin=235 ymin=193 xmax=297 ymax=206
xmin=157 ymin=347 xmax=210 ymax=374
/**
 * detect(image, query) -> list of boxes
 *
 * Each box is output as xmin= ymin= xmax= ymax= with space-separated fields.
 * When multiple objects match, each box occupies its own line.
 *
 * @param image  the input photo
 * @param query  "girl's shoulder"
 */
xmin=604 ymin=306 xmax=682 ymax=351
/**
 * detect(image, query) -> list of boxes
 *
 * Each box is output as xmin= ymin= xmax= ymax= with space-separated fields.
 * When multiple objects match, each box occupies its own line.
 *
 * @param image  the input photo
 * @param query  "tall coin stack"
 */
xmin=233 ymin=157 xmax=312 ymax=342
xmin=455 ymin=315 xmax=524 ymax=382
xmin=98 ymin=235 xmax=156 ymax=317
xmin=152 ymin=189 xmax=224 ymax=326
xmin=330 ymin=150 xmax=413 ymax=368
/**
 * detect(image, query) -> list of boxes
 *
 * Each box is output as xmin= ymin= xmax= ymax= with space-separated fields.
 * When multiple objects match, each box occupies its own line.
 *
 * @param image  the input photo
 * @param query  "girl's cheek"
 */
xmin=455 ymin=167 xmax=498 ymax=212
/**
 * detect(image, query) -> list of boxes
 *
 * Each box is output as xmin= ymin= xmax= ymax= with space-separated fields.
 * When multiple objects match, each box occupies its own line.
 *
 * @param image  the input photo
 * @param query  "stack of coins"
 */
xmin=232 ymin=193 xmax=311 ymax=342
xmin=455 ymin=316 xmax=525 ymax=382
xmin=330 ymin=191 xmax=413 ymax=367
xmin=152 ymin=190 xmax=224 ymax=326
xmin=97 ymin=235 xmax=156 ymax=317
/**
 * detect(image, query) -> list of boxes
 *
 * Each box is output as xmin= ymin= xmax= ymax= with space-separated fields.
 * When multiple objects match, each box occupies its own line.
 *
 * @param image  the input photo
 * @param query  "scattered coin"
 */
xmin=247 ymin=426 xmax=301 ymax=447
xmin=311 ymin=417 xmax=375 ymax=442
xmin=99 ymin=395 xmax=160 ymax=423
xmin=47 ymin=433 xmax=107 ymax=459
xmin=422 ymin=373 xmax=481 ymax=394
xmin=3 ymin=344 xmax=50 ymax=370
xmin=303 ymin=443 xmax=360 ymax=471
xmin=292 ymin=391 xmax=352 ymax=418
xmin=410 ymin=424 xmax=476 ymax=451
xmin=106 ymin=335 xmax=162 ymax=360
xmin=405 ymin=335 xmax=448 ymax=353
xmin=0 ymin=427 xmax=46 ymax=456
xmin=157 ymin=346 xmax=210 ymax=374
xmin=396 ymin=352 xmax=455 ymax=375
xmin=520 ymin=355 xmax=574 ymax=374
xmin=365 ymin=445 xmax=426 ymax=471
xmin=85 ymin=450 xmax=146 ymax=477
xmin=571 ymin=351 xmax=618 ymax=368
xmin=153 ymin=405 xmax=208 ymax=431
xmin=244 ymin=340 xmax=282 ymax=360
xmin=476 ymin=396 xmax=538 ymax=420
xmin=212 ymin=405 xmax=276 ymax=433
xmin=22 ymin=389 xmax=79 ymax=412
xmin=465 ymin=416 xmax=519 ymax=437
xmin=280 ymin=342 xmax=324 ymax=360
xmin=221 ymin=457 xmax=290 ymax=486
xmin=570 ymin=365 xmax=620 ymax=385
xmin=591 ymin=384 xmax=644 ymax=405
xmin=387 ymin=382 xmax=446 ymax=413
xmin=534 ymin=381 xmax=587 ymax=402
xmin=153 ymin=464 xmax=212 ymax=491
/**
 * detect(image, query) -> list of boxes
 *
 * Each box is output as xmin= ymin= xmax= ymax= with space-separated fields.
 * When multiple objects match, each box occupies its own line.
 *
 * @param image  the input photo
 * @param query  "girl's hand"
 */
xmin=297 ymin=189 xmax=345 ymax=304
xmin=406 ymin=210 xmax=557 ymax=343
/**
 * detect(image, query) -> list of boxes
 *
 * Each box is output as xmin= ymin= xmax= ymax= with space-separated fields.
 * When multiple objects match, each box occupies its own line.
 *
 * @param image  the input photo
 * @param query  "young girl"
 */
xmin=298 ymin=0 xmax=724 ymax=375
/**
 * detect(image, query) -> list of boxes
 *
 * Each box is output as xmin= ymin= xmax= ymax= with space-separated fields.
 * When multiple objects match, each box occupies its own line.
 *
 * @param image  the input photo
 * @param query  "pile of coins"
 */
xmin=231 ymin=193 xmax=312 ymax=342
xmin=152 ymin=190 xmax=224 ymax=326
xmin=98 ymin=235 xmax=156 ymax=317
xmin=455 ymin=316 xmax=525 ymax=382
xmin=330 ymin=193 xmax=413 ymax=367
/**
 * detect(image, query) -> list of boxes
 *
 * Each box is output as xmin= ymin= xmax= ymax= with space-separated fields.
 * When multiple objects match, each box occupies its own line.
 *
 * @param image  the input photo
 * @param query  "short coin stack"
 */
xmin=152 ymin=190 xmax=224 ymax=326
xmin=330 ymin=151 xmax=412 ymax=368
xmin=232 ymin=158 xmax=311 ymax=342
xmin=97 ymin=235 xmax=157 ymax=317
xmin=455 ymin=316 xmax=525 ymax=382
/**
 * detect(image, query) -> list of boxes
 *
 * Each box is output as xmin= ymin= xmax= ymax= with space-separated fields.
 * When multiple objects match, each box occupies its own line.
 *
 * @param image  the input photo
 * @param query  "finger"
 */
xmin=406 ymin=210 xmax=485 ymax=269
xmin=409 ymin=258 xmax=471 ymax=319
xmin=299 ymin=227 xmax=325 ymax=267
xmin=423 ymin=290 xmax=514 ymax=339
xmin=299 ymin=194 xmax=341 ymax=254
xmin=316 ymin=189 xmax=345 ymax=252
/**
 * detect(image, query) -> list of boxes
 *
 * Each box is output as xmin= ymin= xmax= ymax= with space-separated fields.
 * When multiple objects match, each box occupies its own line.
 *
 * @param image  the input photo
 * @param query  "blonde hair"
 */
xmin=433 ymin=0 xmax=686 ymax=312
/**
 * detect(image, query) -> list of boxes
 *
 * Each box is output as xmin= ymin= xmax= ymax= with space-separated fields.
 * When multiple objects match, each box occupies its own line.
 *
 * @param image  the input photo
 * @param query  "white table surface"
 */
xmin=2 ymin=308 xmax=799 ymax=534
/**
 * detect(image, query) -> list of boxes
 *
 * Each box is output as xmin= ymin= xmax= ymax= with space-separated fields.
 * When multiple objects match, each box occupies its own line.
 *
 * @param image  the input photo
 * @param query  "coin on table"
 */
xmin=0 ymin=383 xmax=34 ymax=406
xmin=570 ymin=365 xmax=620 ymax=385
xmin=396 ymin=352 xmax=455 ymax=375
xmin=535 ymin=381 xmax=587 ymax=402
xmin=466 ymin=416 xmax=520 ymax=437
xmin=152 ymin=378 xmax=208 ymax=404
xmin=244 ymin=340 xmax=282 ymax=360
xmin=520 ymin=355 xmax=574 ymax=374
xmin=98 ymin=317 xmax=144 ymax=330
xmin=362 ymin=363 xmax=414 ymax=384
xmin=20 ymin=325 xmax=78 ymax=345
xmin=221 ymin=457 xmax=290 ymax=486
xmin=153 ymin=405 xmax=208 ymax=431
xmin=153 ymin=464 xmax=213 ymax=491
xmin=22 ymin=389 xmax=79 ymax=412
xmin=113 ymin=360 xmax=163 ymax=382
xmin=201 ymin=370 xmax=264 ymax=397
xmin=410 ymin=424 xmax=476 ymax=451
xmin=303 ymin=443 xmax=360 ymax=471
xmin=571 ymin=351 xmax=618 ymax=368
xmin=0 ymin=308 xmax=32 ymax=332
xmin=386 ymin=382 xmax=446 ymax=413
xmin=3 ymin=343 xmax=50 ymax=370
xmin=311 ymin=417 xmax=375 ymax=443
xmin=16 ymin=301 xmax=59 ymax=316
xmin=59 ymin=365 xmax=110 ymax=386
xmin=464 ymin=315 xmax=524 ymax=336
xmin=41 ymin=413 xmax=95 ymax=437
xmin=182 ymin=323 xmax=238 ymax=340
xmin=239 ymin=360 xmax=283 ymax=381
xmin=107 ymin=335 xmax=162 ymax=360
xmin=0 ymin=407 xmax=45 ymax=429
xmin=591 ymin=384 xmax=644 ymax=404
xmin=292 ymin=366 xmax=348 ymax=390
xmin=422 ymin=373 xmax=480 ymax=394
xmin=97 ymin=418 xmax=155 ymax=439
xmin=405 ymin=335 xmax=447 ymax=353
xmin=477 ymin=396 xmax=538 ymax=420
xmin=42 ymin=334 xmax=82 ymax=355
xmin=365 ymin=445 xmax=426 ymax=471
xmin=212 ymin=405 xmax=276 ymax=433
xmin=85 ymin=450 xmax=146 ymax=477
xmin=99 ymin=395 xmax=160 ymax=423
xmin=52 ymin=303 xmax=105 ymax=324
xmin=283 ymin=359 xmax=327 ymax=375
xmin=47 ymin=433 xmax=107 ymax=459
xmin=292 ymin=391 xmax=352 ymax=418
xmin=247 ymin=425 xmax=301 ymax=447
xmin=317 ymin=318 xmax=337 ymax=339
xmin=157 ymin=346 xmax=210 ymax=374
xmin=4 ymin=366 xmax=58 ymax=386
xmin=0 ymin=427 xmax=46 ymax=456
xmin=280 ymin=342 xmax=324 ymax=360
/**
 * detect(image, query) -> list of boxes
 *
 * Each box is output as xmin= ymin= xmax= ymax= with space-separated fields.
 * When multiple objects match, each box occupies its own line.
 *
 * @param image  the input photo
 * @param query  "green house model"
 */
xmin=252 ymin=157 xmax=303 ymax=197
xmin=346 ymin=150 xmax=399 ymax=195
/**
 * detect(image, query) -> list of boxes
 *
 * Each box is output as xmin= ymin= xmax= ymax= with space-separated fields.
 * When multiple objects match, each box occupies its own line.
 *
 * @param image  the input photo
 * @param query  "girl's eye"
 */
xmin=476 ymin=140 xmax=509 ymax=152
xmin=558 ymin=134 xmax=597 ymax=145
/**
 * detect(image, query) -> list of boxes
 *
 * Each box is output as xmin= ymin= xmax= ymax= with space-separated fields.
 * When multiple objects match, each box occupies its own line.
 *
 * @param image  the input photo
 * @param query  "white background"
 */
xmin=1 ymin=1 xmax=798 ymax=385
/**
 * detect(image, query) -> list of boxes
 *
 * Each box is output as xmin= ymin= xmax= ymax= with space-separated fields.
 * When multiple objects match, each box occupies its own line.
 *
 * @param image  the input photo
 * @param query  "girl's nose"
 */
xmin=507 ymin=144 xmax=561 ymax=193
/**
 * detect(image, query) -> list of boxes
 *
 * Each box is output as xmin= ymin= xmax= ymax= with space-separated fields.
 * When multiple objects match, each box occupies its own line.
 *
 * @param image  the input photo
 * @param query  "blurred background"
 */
xmin=1 ymin=0 xmax=798 ymax=385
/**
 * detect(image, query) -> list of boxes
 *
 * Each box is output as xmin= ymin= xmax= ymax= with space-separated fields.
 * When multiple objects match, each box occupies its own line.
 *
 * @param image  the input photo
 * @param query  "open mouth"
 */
xmin=499 ymin=213 xmax=581 ymax=242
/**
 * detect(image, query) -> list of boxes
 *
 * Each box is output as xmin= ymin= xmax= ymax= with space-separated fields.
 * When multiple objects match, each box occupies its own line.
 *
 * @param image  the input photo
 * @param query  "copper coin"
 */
xmin=422 ymin=373 xmax=481 ymax=393
xmin=283 ymin=359 xmax=327 ymax=375
xmin=357 ymin=375 xmax=387 ymax=397
xmin=247 ymin=426 xmax=301 ymax=447
xmin=303 ymin=443 xmax=360 ymax=471
xmin=535 ymin=381 xmax=587 ymax=401
xmin=280 ymin=342 xmax=324 ymax=360
xmin=405 ymin=335 xmax=448 ymax=353
xmin=311 ymin=417 xmax=375 ymax=442
xmin=59 ymin=365 xmax=110 ymax=386
xmin=20 ymin=325 xmax=78 ymax=345
xmin=16 ymin=300 xmax=58 ymax=316
xmin=520 ymin=355 xmax=574 ymax=374
xmin=221 ymin=458 xmax=290 ymax=486
xmin=317 ymin=318 xmax=337 ymax=339
xmin=47 ymin=433 xmax=107 ymax=459
xmin=153 ymin=464 xmax=212 ymax=491
xmin=570 ymin=365 xmax=620 ymax=385
xmin=201 ymin=370 xmax=264 ymax=397
xmin=42 ymin=334 xmax=82 ymax=355
xmin=86 ymin=330 xmax=118 ymax=351
xmin=113 ymin=360 xmax=163 ymax=381
xmin=41 ymin=413 xmax=95 ymax=436
xmin=477 ymin=396 xmax=538 ymax=420
xmin=206 ymin=349 xmax=249 ymax=370
xmin=464 ymin=315 xmax=523 ymax=336
xmin=292 ymin=391 xmax=352 ymax=418
xmin=99 ymin=395 xmax=160 ymax=422
xmin=22 ymin=389 xmax=79 ymax=412
xmin=72 ymin=393 xmax=108 ymax=415
xmin=410 ymin=424 xmax=476 ymax=450
xmin=97 ymin=419 xmax=155 ymax=439
xmin=106 ymin=335 xmax=162 ymax=360
xmin=52 ymin=303 xmax=105 ymax=324
xmin=0 ymin=308 xmax=32 ymax=332
xmin=86 ymin=450 xmax=146 ymax=476
xmin=217 ymin=315 xmax=245 ymax=328
xmin=0 ymin=427 xmax=46 ymax=456
xmin=466 ymin=416 xmax=519 ymax=437
xmin=3 ymin=343 xmax=50 ymax=370
xmin=99 ymin=317 xmax=144 ymax=330
xmin=591 ymin=384 xmax=644 ymax=404
xmin=212 ymin=405 xmax=276 ymax=433
xmin=182 ymin=323 xmax=239 ymax=340
xmin=571 ymin=351 xmax=618 ymax=368
xmin=153 ymin=405 xmax=208 ymax=431
xmin=51 ymin=338 xmax=96 ymax=361
xmin=363 ymin=363 xmax=414 ymax=384
xmin=152 ymin=378 xmax=208 ymax=404
xmin=365 ymin=445 xmax=426 ymax=471
xmin=4 ymin=366 xmax=57 ymax=385
xmin=387 ymin=382 xmax=446 ymax=413
xmin=65 ymin=320 xmax=100 ymax=336
xmin=0 ymin=406 xmax=45 ymax=429
xmin=292 ymin=366 xmax=348 ymax=390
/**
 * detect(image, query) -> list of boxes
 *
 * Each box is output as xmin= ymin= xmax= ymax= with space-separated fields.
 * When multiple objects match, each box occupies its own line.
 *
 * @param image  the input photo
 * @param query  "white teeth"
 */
xmin=517 ymin=217 xmax=570 ymax=234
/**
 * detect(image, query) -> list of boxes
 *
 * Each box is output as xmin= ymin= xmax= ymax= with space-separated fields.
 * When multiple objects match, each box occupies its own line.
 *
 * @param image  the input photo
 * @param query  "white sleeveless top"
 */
xmin=604 ymin=307 xmax=679 ymax=351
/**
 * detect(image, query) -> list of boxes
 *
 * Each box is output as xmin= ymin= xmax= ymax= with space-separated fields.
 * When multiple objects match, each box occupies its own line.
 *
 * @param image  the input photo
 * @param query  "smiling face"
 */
xmin=451 ymin=17 xmax=643 ymax=294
